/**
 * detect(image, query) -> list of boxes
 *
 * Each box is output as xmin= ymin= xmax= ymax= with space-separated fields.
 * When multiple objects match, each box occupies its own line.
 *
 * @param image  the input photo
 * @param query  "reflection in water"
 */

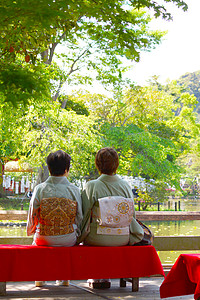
xmin=145 ymin=220 xmax=200 ymax=237
xmin=163 ymin=197 xmax=200 ymax=212
xmin=1 ymin=220 xmax=200 ymax=237
xmin=6 ymin=220 xmax=199 ymax=237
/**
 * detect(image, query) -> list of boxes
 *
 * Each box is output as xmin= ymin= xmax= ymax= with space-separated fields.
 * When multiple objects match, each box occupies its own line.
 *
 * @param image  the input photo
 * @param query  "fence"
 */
xmin=137 ymin=200 xmax=181 ymax=211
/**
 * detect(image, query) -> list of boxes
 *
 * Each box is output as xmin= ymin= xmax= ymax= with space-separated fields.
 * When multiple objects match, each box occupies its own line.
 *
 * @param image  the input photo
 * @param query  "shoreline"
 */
xmin=136 ymin=211 xmax=200 ymax=221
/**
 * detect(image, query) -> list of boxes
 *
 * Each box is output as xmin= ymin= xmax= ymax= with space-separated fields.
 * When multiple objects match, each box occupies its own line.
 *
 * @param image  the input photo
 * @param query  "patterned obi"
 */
xmin=39 ymin=197 xmax=77 ymax=236
xmin=92 ymin=196 xmax=134 ymax=236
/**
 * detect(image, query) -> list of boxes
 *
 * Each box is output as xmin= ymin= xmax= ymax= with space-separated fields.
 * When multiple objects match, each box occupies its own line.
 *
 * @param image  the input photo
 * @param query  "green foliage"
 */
xmin=0 ymin=0 xmax=187 ymax=61
xmin=0 ymin=198 xmax=30 ymax=211
xmin=178 ymin=70 xmax=200 ymax=114
xmin=78 ymin=80 xmax=198 ymax=187
xmin=136 ymin=190 xmax=154 ymax=210
xmin=0 ymin=0 xmax=192 ymax=185
xmin=134 ymin=181 xmax=171 ymax=210
xmin=15 ymin=101 xmax=101 ymax=180
xmin=0 ymin=61 xmax=51 ymax=105
xmin=0 ymin=101 xmax=25 ymax=159
xmin=101 ymin=123 xmax=181 ymax=186
xmin=148 ymin=181 xmax=169 ymax=202
xmin=59 ymin=95 xmax=89 ymax=116
xmin=0 ymin=0 xmax=187 ymax=105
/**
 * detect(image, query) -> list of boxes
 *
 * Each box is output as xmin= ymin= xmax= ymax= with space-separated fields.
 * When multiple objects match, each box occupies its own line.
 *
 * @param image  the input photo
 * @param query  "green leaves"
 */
xmin=0 ymin=0 xmax=190 ymax=185
xmin=0 ymin=0 xmax=188 ymax=106
xmin=101 ymin=123 xmax=180 ymax=182
xmin=0 ymin=61 xmax=51 ymax=106
xmin=11 ymin=101 xmax=102 ymax=180
xmin=80 ymin=78 xmax=197 ymax=188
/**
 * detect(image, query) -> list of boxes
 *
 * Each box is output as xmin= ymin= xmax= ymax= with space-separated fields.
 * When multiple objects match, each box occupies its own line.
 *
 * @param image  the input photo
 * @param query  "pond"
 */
xmin=181 ymin=198 xmax=200 ymax=211
xmin=2 ymin=195 xmax=200 ymax=264
xmin=145 ymin=220 xmax=200 ymax=236
xmin=145 ymin=220 xmax=200 ymax=264
xmin=0 ymin=219 xmax=200 ymax=264
xmin=7 ymin=220 xmax=200 ymax=237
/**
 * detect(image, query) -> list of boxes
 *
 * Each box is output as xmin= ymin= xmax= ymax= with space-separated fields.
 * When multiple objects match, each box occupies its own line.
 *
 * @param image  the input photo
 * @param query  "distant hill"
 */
xmin=178 ymin=70 xmax=200 ymax=113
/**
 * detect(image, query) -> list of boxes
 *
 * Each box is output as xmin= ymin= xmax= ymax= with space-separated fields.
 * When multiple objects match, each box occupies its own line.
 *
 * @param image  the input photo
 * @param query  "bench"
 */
xmin=0 ymin=244 xmax=164 ymax=295
xmin=160 ymin=253 xmax=200 ymax=300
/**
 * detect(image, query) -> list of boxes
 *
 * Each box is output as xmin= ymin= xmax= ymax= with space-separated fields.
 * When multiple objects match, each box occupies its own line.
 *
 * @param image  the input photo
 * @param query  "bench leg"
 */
xmin=132 ymin=278 xmax=139 ymax=292
xmin=120 ymin=278 xmax=126 ymax=287
xmin=0 ymin=282 xmax=6 ymax=296
xmin=119 ymin=278 xmax=139 ymax=292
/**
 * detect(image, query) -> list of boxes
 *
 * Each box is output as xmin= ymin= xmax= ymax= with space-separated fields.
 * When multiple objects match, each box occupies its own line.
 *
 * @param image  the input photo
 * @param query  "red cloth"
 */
xmin=160 ymin=254 xmax=200 ymax=300
xmin=0 ymin=245 xmax=164 ymax=282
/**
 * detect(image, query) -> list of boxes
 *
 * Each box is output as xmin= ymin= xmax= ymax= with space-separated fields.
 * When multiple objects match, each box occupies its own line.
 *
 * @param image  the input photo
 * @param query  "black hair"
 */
xmin=46 ymin=150 xmax=71 ymax=176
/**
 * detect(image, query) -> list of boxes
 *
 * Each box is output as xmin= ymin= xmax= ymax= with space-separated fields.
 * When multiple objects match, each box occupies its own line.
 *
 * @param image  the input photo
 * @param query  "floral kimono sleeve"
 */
xmin=26 ymin=187 xmax=41 ymax=236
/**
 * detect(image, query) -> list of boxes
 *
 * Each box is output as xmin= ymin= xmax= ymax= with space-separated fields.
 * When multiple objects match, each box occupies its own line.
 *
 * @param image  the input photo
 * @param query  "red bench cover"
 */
xmin=0 ymin=244 xmax=164 ymax=282
xmin=160 ymin=254 xmax=200 ymax=300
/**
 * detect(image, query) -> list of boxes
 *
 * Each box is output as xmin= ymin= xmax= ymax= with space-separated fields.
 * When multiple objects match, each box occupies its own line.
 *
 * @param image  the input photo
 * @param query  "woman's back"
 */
xmin=81 ymin=173 xmax=143 ymax=246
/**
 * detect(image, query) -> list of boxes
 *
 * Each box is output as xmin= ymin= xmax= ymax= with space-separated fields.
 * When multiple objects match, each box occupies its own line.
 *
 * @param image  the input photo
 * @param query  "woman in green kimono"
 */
xmin=79 ymin=147 xmax=144 ymax=289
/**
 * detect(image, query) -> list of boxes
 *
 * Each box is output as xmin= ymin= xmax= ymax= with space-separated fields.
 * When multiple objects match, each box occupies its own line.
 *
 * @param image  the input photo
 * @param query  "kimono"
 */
xmin=27 ymin=176 xmax=82 ymax=246
xmin=79 ymin=174 xmax=144 ymax=246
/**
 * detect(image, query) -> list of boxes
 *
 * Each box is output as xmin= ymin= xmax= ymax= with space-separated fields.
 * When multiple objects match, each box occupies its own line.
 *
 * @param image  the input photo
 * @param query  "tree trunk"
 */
xmin=0 ymin=161 xmax=6 ymax=198
xmin=0 ymin=186 xmax=6 ymax=198
xmin=35 ymin=164 xmax=49 ymax=186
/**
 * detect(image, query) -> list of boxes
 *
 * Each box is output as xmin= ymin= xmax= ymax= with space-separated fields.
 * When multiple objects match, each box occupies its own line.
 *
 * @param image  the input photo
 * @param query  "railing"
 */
xmin=1 ymin=235 xmax=199 ymax=250
xmin=153 ymin=236 xmax=200 ymax=274
xmin=153 ymin=235 xmax=200 ymax=251
xmin=137 ymin=200 xmax=181 ymax=211
xmin=0 ymin=237 xmax=32 ymax=245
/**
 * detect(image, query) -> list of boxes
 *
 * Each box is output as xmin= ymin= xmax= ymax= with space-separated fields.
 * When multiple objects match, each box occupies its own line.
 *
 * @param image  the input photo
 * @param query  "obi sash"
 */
xmin=39 ymin=197 xmax=77 ymax=236
xmin=94 ymin=196 xmax=134 ymax=235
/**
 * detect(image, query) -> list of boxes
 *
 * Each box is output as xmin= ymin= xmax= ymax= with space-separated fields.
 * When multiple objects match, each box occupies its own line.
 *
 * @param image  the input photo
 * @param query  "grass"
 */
xmin=0 ymin=198 xmax=30 ymax=211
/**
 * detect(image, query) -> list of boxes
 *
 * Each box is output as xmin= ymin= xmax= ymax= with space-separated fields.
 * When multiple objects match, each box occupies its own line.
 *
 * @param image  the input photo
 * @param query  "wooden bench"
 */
xmin=0 ymin=244 xmax=164 ymax=295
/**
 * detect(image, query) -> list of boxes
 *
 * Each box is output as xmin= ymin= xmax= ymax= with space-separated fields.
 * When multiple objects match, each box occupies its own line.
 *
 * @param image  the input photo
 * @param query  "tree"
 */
xmin=1 ymin=0 xmax=188 ymax=60
xmin=0 ymin=0 xmax=188 ymax=105
xmin=0 ymin=59 xmax=52 ymax=106
xmin=10 ymin=99 xmax=101 ymax=183
xmin=0 ymin=0 xmax=189 ymax=192
xmin=76 ymin=80 xmax=198 ymax=188
xmin=178 ymin=71 xmax=200 ymax=114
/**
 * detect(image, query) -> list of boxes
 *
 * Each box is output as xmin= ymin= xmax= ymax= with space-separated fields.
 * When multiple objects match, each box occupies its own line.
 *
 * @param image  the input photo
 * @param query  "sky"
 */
xmin=60 ymin=0 xmax=200 ymax=94
xmin=129 ymin=0 xmax=200 ymax=85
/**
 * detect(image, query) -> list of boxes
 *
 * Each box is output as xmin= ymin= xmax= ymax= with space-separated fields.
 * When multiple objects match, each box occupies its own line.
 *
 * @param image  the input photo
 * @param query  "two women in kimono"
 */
xmin=27 ymin=147 xmax=143 ymax=288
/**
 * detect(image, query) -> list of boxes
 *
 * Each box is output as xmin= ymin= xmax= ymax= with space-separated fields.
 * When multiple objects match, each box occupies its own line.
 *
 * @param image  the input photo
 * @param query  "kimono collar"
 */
xmin=98 ymin=174 xmax=121 ymax=183
xmin=46 ymin=176 xmax=70 ymax=185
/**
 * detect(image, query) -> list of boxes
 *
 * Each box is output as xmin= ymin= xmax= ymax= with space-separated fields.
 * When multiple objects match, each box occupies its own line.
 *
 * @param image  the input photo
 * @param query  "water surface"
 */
xmin=1 ymin=214 xmax=200 ymax=264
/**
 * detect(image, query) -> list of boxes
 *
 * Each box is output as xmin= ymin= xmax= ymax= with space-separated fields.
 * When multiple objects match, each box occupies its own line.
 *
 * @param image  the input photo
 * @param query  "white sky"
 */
xmin=129 ymin=0 xmax=200 ymax=85
xmin=60 ymin=0 xmax=200 ymax=94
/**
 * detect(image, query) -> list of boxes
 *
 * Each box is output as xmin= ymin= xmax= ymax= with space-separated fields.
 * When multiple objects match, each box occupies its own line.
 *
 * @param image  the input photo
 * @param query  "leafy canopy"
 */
xmin=76 ymin=79 xmax=198 ymax=187
xmin=0 ymin=0 xmax=188 ymax=105
xmin=1 ymin=0 xmax=188 ymax=60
